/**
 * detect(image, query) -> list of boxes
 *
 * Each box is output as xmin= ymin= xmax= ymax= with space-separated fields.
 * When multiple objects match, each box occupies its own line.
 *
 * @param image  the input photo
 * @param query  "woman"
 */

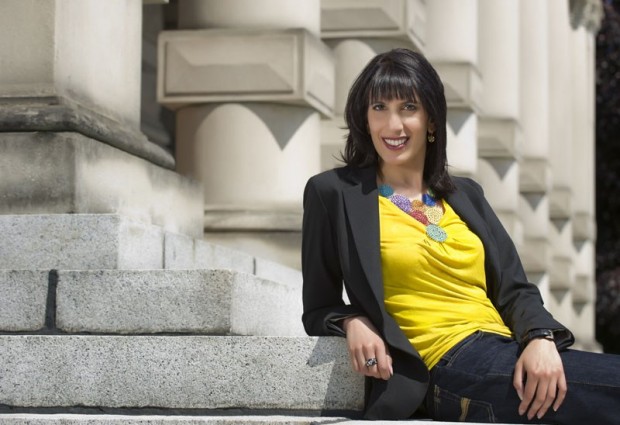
xmin=302 ymin=48 xmax=620 ymax=423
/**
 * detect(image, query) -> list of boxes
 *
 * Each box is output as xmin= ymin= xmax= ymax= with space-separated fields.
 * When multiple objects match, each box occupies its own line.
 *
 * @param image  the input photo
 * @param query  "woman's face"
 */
xmin=367 ymin=96 xmax=434 ymax=172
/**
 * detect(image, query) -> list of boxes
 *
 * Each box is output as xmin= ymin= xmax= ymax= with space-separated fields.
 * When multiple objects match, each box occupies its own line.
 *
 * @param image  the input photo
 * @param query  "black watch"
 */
xmin=522 ymin=329 xmax=555 ymax=348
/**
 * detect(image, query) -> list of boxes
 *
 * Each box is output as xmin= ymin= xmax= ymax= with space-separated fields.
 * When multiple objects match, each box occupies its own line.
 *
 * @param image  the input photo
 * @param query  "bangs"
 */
xmin=367 ymin=65 xmax=418 ymax=103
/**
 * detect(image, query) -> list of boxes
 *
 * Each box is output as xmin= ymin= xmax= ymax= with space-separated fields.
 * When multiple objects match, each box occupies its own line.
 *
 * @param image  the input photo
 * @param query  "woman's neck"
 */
xmin=377 ymin=163 xmax=425 ymax=198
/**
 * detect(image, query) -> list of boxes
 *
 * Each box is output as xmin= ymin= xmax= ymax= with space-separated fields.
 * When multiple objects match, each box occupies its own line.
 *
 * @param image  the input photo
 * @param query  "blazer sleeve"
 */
xmin=301 ymin=176 xmax=363 ymax=336
xmin=465 ymin=179 xmax=574 ymax=350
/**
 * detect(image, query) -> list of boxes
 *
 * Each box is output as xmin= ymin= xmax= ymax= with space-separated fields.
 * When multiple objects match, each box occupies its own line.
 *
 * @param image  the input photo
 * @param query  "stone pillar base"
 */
xmin=204 ymin=207 xmax=302 ymax=270
xmin=0 ymin=131 xmax=203 ymax=238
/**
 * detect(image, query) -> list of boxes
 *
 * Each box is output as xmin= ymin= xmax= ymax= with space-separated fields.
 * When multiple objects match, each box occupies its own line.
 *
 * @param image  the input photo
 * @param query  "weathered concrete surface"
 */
xmin=0 ymin=336 xmax=363 ymax=411
xmin=56 ymin=270 xmax=304 ymax=336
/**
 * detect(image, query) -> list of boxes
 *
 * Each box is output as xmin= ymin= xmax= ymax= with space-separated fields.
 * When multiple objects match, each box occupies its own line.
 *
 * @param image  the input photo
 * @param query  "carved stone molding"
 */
xmin=158 ymin=28 xmax=335 ymax=117
xmin=478 ymin=117 xmax=521 ymax=159
xmin=519 ymin=157 xmax=551 ymax=193
xmin=569 ymin=0 xmax=603 ymax=32
xmin=434 ymin=62 xmax=482 ymax=112
xmin=321 ymin=0 xmax=426 ymax=50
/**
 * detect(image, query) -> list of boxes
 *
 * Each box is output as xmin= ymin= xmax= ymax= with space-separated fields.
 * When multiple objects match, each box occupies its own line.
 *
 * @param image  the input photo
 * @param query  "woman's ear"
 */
xmin=428 ymin=120 xmax=435 ymax=133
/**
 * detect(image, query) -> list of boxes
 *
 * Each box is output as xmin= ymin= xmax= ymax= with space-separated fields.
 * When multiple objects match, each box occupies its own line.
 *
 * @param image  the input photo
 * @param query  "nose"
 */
xmin=387 ymin=111 xmax=403 ymax=132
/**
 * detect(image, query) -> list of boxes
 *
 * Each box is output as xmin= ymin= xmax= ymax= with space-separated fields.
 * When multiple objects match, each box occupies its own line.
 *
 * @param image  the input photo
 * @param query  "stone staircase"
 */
xmin=0 ymin=214 xmax=520 ymax=425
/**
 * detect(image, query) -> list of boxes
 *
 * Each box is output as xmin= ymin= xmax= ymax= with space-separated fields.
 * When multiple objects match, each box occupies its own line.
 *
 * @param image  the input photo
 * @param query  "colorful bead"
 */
xmin=378 ymin=184 xmax=394 ymax=197
xmin=410 ymin=210 xmax=429 ymax=225
xmin=425 ymin=206 xmax=443 ymax=224
xmin=426 ymin=224 xmax=448 ymax=242
xmin=379 ymin=183 xmax=448 ymax=243
xmin=412 ymin=199 xmax=425 ymax=211
xmin=390 ymin=194 xmax=412 ymax=213
xmin=422 ymin=193 xmax=436 ymax=206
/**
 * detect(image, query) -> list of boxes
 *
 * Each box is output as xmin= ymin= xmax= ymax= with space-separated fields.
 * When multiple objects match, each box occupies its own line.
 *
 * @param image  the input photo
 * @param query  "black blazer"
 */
xmin=301 ymin=165 xmax=574 ymax=420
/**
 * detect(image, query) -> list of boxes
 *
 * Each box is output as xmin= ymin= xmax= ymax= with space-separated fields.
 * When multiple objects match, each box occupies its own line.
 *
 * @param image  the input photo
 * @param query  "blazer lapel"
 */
xmin=342 ymin=167 xmax=385 ymax=304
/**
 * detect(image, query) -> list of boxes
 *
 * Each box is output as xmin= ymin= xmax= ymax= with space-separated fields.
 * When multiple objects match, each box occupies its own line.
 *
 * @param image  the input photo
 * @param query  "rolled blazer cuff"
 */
xmin=326 ymin=313 xmax=361 ymax=336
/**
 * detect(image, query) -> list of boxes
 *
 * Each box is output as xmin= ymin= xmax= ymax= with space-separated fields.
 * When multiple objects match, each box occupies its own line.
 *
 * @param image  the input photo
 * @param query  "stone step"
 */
xmin=0 ymin=214 xmax=302 ymax=286
xmin=0 ymin=214 xmax=165 ymax=270
xmin=55 ymin=269 xmax=304 ymax=336
xmin=0 ymin=336 xmax=363 ymax=412
xmin=0 ymin=269 xmax=303 ymax=336
xmin=0 ymin=414 xmax=522 ymax=425
xmin=0 ymin=214 xmax=257 ymax=272
xmin=0 ymin=415 xmax=344 ymax=425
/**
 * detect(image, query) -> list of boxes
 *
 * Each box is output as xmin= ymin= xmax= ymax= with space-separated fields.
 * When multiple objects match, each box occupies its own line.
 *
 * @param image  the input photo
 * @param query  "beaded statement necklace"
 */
xmin=378 ymin=183 xmax=448 ymax=243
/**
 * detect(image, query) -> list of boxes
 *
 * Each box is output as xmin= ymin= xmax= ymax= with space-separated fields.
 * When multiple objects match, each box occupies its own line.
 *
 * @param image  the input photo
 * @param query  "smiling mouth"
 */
xmin=383 ymin=137 xmax=408 ymax=149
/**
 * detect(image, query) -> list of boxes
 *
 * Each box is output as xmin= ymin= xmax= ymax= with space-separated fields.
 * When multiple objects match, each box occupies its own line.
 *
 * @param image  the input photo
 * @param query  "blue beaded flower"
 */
xmin=378 ymin=184 xmax=394 ymax=197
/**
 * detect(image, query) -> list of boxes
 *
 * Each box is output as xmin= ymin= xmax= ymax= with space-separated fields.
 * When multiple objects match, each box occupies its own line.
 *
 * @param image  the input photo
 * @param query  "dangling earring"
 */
xmin=427 ymin=132 xmax=436 ymax=143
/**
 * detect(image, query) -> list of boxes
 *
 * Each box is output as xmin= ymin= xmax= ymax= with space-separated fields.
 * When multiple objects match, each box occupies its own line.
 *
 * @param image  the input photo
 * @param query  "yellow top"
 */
xmin=379 ymin=196 xmax=512 ymax=369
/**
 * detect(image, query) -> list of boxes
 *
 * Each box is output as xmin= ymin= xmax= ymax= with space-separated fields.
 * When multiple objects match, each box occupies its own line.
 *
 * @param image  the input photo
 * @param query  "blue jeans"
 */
xmin=424 ymin=331 xmax=620 ymax=424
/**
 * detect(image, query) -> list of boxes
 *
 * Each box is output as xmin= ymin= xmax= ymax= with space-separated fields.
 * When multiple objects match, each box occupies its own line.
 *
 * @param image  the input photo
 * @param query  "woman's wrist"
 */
xmin=342 ymin=316 xmax=359 ymax=333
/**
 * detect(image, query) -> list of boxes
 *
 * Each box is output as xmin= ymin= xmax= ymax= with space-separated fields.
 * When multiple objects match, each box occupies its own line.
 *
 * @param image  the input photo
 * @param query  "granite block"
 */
xmin=0 ymin=414 xmax=524 ymax=425
xmin=0 ymin=214 xmax=163 ymax=270
xmin=0 ymin=270 xmax=49 ymax=331
xmin=0 ymin=336 xmax=363 ymax=411
xmin=163 ymin=232 xmax=196 ymax=269
xmin=254 ymin=257 xmax=301 ymax=287
xmin=0 ymin=415 xmax=348 ymax=425
xmin=164 ymin=233 xmax=256 ymax=274
xmin=194 ymin=240 xmax=254 ymax=274
xmin=56 ymin=269 xmax=304 ymax=336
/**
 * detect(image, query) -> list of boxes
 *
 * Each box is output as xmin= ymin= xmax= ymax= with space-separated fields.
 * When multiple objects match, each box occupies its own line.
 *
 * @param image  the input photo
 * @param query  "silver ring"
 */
xmin=365 ymin=357 xmax=378 ymax=367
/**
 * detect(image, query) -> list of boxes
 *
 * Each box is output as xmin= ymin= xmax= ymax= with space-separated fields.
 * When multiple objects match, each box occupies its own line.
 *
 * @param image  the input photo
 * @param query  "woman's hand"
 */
xmin=513 ymin=338 xmax=567 ymax=420
xmin=342 ymin=316 xmax=393 ymax=380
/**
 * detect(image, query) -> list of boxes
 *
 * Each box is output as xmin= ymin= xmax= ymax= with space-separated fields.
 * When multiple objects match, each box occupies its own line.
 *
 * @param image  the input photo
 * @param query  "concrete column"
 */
xmin=319 ymin=0 xmax=428 ymax=170
xmin=518 ymin=0 xmax=552 ymax=302
xmin=160 ymin=0 xmax=333 ymax=268
xmin=425 ymin=0 xmax=480 ymax=177
xmin=547 ymin=0 xmax=575 ymax=329
xmin=0 ymin=0 xmax=203 ymax=241
xmin=476 ymin=0 xmax=521 ymax=243
xmin=569 ymin=23 xmax=598 ymax=350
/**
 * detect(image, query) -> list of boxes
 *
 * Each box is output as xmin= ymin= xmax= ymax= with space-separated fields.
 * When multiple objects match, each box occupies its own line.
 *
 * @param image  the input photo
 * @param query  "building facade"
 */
xmin=0 ymin=0 xmax=603 ymax=352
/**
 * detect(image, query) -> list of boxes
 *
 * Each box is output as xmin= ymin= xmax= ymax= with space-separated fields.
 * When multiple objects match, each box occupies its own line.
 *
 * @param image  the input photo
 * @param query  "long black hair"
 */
xmin=342 ymin=48 xmax=455 ymax=197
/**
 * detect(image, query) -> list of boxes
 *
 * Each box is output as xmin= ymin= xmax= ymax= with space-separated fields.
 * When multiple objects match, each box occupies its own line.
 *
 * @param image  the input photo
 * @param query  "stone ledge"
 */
xmin=0 ymin=98 xmax=174 ymax=169
xmin=0 ymin=414 xmax=528 ymax=424
xmin=56 ymin=269 xmax=304 ymax=336
xmin=0 ymin=336 xmax=363 ymax=411
xmin=0 ymin=415 xmax=345 ymax=425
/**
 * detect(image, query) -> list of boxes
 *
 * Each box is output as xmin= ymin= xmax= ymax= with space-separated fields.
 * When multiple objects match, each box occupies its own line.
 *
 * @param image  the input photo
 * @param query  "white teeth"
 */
xmin=384 ymin=138 xmax=407 ymax=147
